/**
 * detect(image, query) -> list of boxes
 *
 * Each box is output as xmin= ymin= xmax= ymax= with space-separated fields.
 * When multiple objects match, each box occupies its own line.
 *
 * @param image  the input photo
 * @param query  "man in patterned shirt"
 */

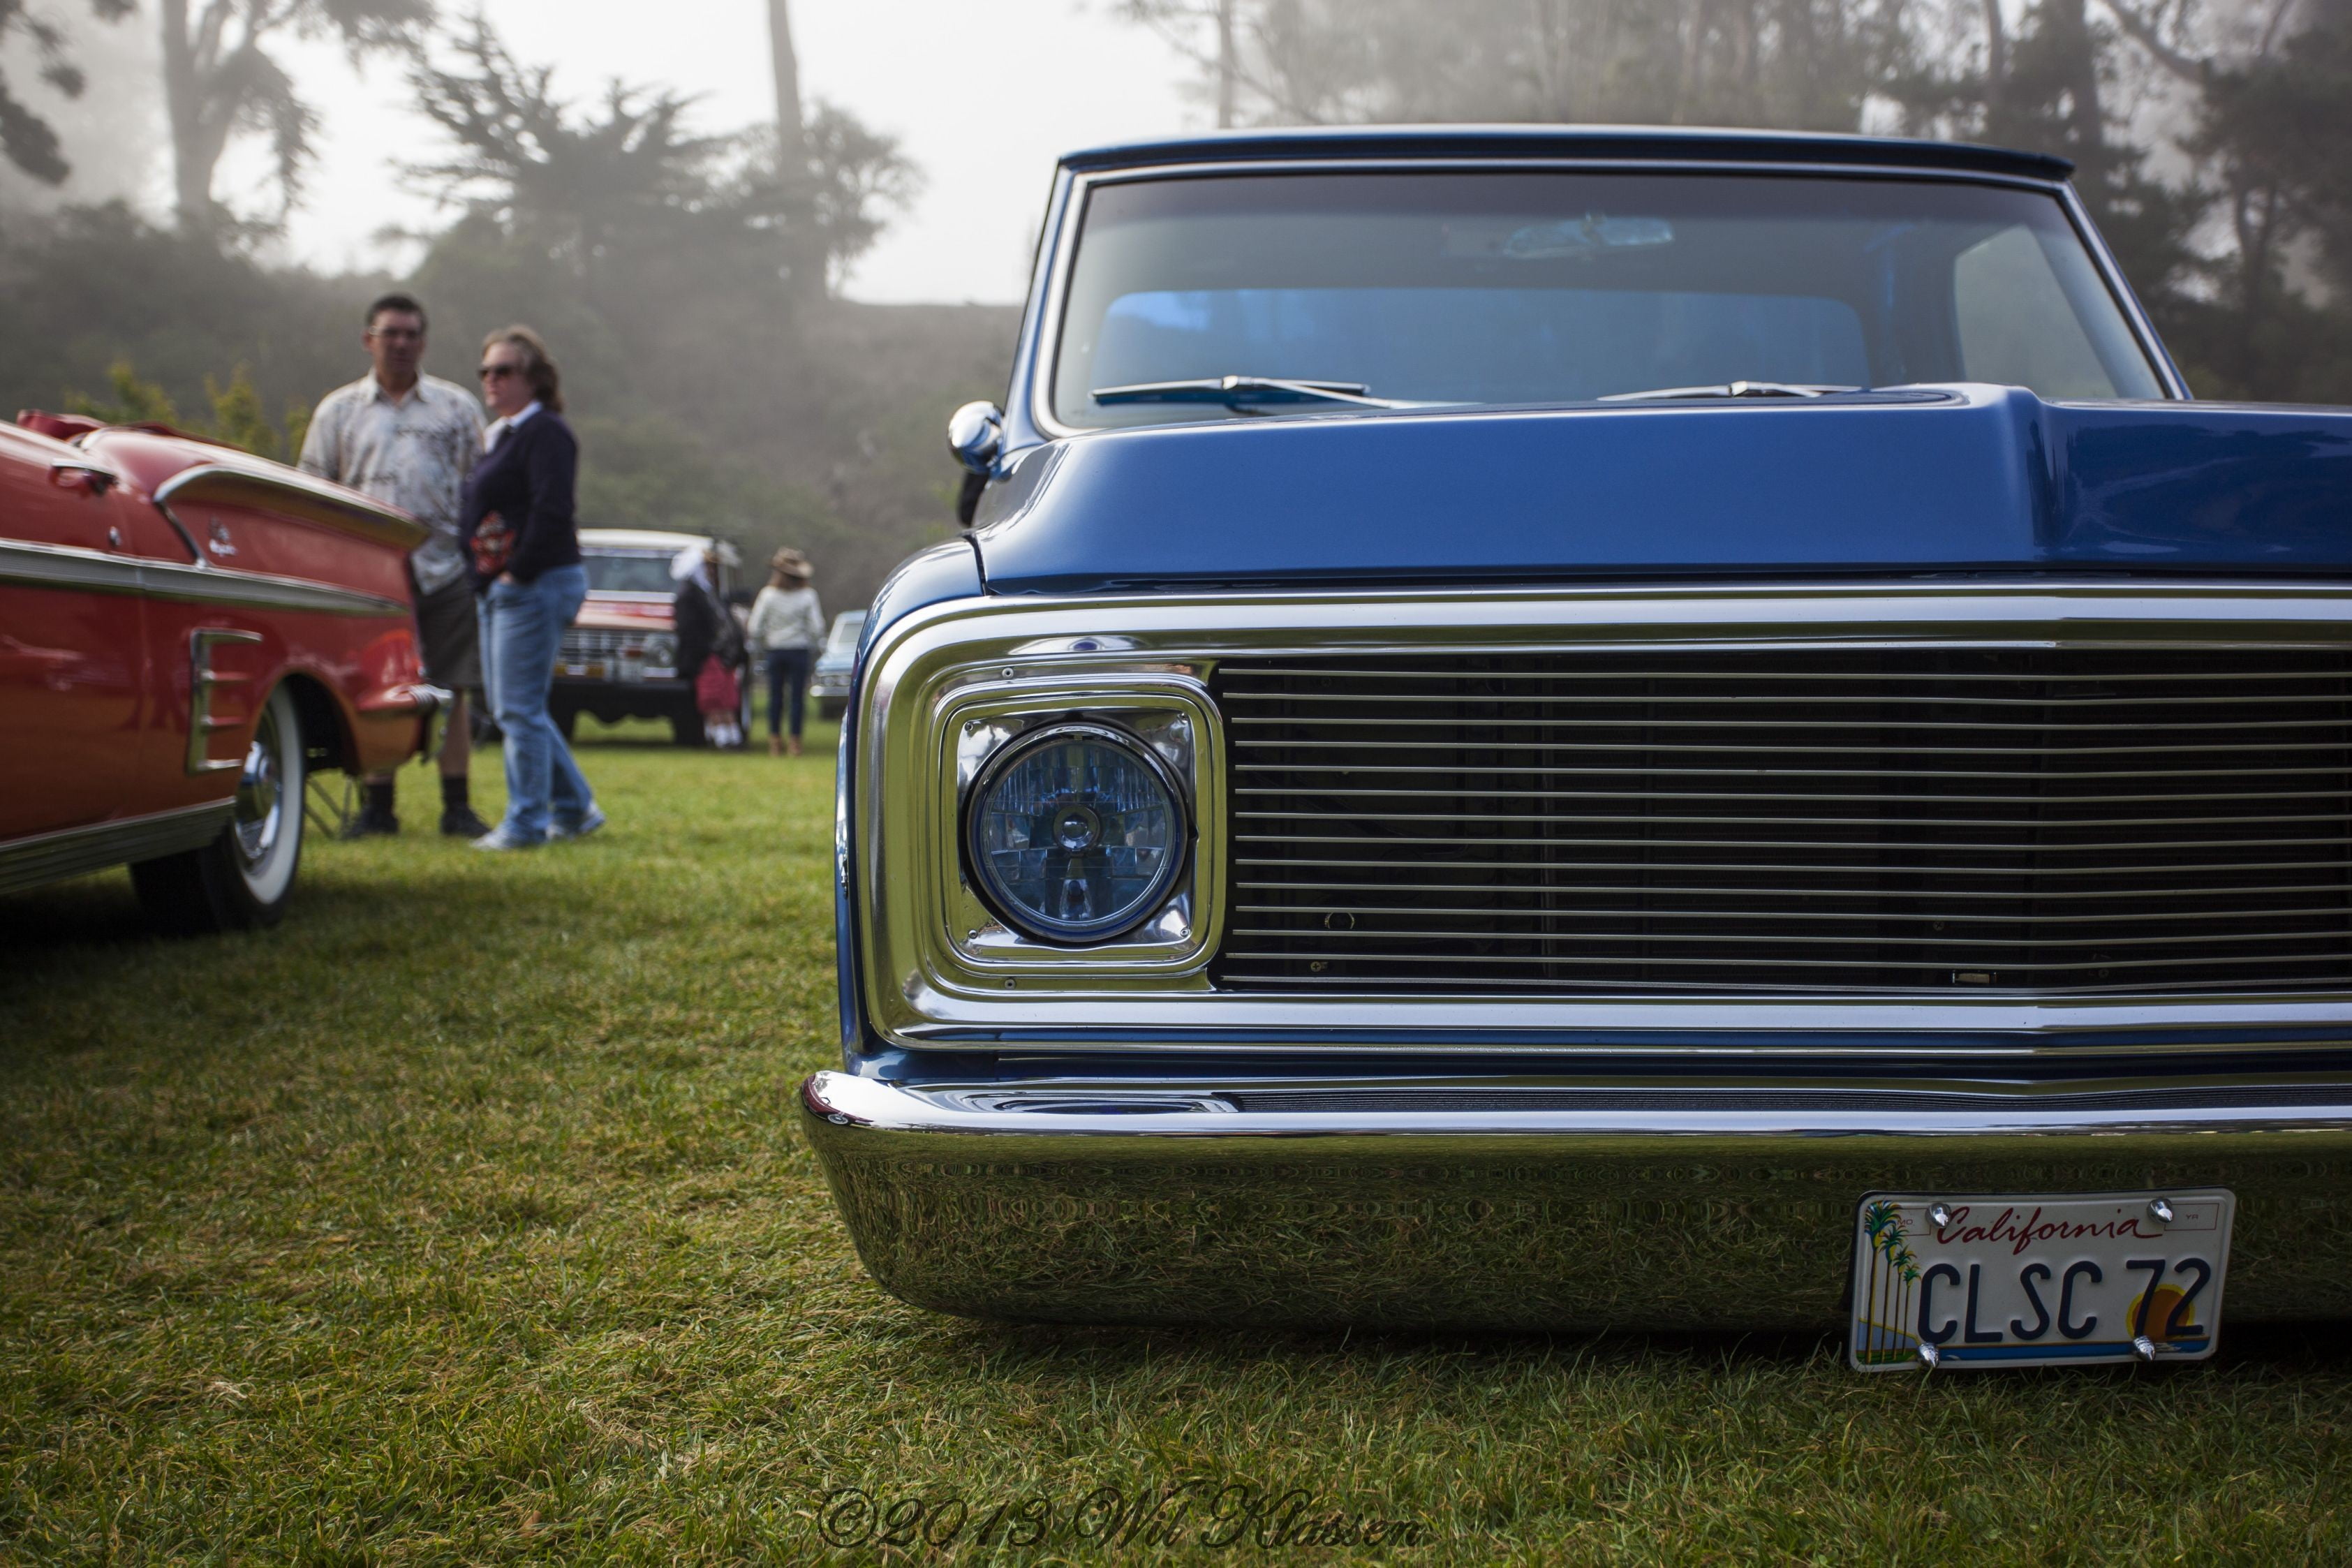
xmin=299 ymin=293 xmax=491 ymax=838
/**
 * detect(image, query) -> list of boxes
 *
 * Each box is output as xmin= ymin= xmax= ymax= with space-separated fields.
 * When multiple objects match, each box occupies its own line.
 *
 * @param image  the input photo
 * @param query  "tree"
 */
xmin=1116 ymin=0 xmax=1883 ymax=129
xmin=1111 ymin=0 xmax=2352 ymax=401
xmin=0 ymin=0 xmax=131 ymax=185
xmin=405 ymin=17 xmax=726 ymax=281
xmin=63 ymin=357 xmax=307 ymax=457
xmin=1117 ymin=1 xmax=1243 ymax=125
xmin=406 ymin=14 xmax=915 ymax=303
xmin=157 ymin=0 xmax=433 ymax=236
xmin=764 ymin=0 xmax=919 ymax=299
xmin=767 ymin=0 xmax=808 ymax=188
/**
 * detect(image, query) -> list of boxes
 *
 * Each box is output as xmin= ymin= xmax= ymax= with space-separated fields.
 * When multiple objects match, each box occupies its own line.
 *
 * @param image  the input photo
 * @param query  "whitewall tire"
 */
xmin=132 ymin=683 xmax=307 ymax=933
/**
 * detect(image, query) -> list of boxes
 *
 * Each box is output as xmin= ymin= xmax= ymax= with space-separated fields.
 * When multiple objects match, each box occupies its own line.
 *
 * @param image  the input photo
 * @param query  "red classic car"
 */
xmin=0 ymin=411 xmax=441 ymax=931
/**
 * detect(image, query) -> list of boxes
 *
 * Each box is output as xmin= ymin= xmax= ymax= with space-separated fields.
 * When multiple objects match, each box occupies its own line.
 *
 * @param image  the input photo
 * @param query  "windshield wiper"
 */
xmin=1599 ymin=380 xmax=1862 ymax=402
xmin=1092 ymin=375 xmax=1423 ymax=410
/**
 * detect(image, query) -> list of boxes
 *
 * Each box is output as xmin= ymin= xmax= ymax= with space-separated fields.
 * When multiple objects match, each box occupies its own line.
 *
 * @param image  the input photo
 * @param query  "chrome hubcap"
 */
xmin=234 ymin=705 xmax=283 ymax=866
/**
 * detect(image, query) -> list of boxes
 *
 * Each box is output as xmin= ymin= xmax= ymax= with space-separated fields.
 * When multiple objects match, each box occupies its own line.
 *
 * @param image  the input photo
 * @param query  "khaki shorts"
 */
xmin=413 ymin=572 xmax=482 ymax=691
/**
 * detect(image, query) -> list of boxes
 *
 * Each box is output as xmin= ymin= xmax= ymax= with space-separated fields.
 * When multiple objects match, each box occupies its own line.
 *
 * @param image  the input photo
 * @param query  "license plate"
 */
xmin=1848 ymin=1190 xmax=2233 ymax=1371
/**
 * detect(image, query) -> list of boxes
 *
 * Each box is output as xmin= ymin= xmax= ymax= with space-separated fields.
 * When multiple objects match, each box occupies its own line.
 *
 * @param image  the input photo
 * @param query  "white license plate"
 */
xmin=1849 ymin=1190 xmax=2233 ymax=1371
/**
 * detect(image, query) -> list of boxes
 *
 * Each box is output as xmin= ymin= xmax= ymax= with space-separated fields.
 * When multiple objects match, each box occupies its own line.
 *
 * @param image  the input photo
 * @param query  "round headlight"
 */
xmin=965 ymin=721 xmax=1189 ymax=944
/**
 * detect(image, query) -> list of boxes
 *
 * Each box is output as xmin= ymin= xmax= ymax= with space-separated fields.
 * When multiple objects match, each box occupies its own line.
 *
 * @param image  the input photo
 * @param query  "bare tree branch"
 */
xmin=2096 ymin=0 xmax=2207 ymax=84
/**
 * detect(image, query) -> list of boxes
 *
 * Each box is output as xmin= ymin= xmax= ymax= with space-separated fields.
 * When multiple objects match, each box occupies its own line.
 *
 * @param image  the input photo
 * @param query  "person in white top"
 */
xmin=746 ymin=548 xmax=826 ymax=756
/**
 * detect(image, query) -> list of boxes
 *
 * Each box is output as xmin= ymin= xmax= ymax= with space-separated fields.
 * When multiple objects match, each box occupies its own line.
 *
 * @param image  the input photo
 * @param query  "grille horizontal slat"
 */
xmin=1222 ymin=665 xmax=2352 ymax=683
xmin=1233 ymin=903 xmax=2352 ymax=926
xmin=1234 ymin=879 xmax=2352 ymax=902
xmin=1228 ymin=926 xmax=2341 ymax=951
xmin=1241 ymin=746 xmax=2349 ymax=762
xmin=1243 ymin=835 xmax=2352 ymax=852
xmin=1236 ymin=859 xmax=2342 ymax=877
xmin=1210 ymin=646 xmax=2352 ymax=997
xmin=1236 ymin=808 xmax=2350 ymax=827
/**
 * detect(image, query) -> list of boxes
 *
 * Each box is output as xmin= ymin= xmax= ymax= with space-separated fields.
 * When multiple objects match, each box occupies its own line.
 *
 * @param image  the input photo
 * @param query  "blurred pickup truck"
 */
xmin=553 ymin=527 xmax=746 ymax=746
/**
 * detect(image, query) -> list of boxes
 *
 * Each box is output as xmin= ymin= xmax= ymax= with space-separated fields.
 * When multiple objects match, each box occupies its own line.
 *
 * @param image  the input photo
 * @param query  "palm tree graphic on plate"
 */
xmin=1858 ymin=1200 xmax=1923 ymax=1365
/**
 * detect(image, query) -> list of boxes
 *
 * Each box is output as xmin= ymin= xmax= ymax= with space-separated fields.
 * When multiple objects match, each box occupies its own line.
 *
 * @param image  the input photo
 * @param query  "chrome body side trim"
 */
xmin=153 ymin=461 xmax=429 ymax=553
xmin=357 ymin=681 xmax=454 ymax=715
xmin=186 ymin=628 xmax=263 ymax=774
xmin=0 ymin=538 xmax=408 ymax=617
xmin=800 ymin=1067 xmax=2352 ymax=1329
xmin=1024 ymin=158 xmax=2186 ymax=444
xmin=857 ymin=581 xmax=2352 ymax=1057
xmin=0 ymin=799 xmax=231 ymax=896
xmin=0 ymin=537 xmax=147 ymax=596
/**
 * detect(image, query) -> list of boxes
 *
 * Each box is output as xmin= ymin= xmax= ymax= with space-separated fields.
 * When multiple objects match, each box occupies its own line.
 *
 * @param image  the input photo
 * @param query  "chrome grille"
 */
xmin=559 ymin=627 xmax=676 ymax=677
xmin=1211 ymin=647 xmax=2352 ymax=997
xmin=561 ymin=628 xmax=631 ymax=660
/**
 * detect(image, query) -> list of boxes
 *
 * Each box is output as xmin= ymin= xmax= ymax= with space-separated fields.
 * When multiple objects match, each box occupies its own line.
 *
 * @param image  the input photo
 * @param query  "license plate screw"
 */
xmin=1916 ymin=1342 xmax=1941 ymax=1369
xmin=1928 ymin=1202 xmax=1953 ymax=1227
xmin=2132 ymin=1334 xmax=2159 ymax=1361
xmin=2147 ymin=1197 xmax=2175 ymax=1224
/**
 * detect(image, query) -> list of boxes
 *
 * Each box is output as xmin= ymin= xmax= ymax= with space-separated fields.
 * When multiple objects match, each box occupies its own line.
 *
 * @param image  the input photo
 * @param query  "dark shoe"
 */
xmin=440 ymin=805 xmax=493 ymax=838
xmin=339 ymin=808 xmax=399 ymax=840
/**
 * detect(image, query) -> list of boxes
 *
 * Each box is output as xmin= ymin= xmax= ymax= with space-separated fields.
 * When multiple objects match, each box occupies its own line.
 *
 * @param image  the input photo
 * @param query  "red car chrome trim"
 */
xmin=0 ymin=539 xmax=407 ymax=616
xmin=152 ymin=461 xmax=429 ymax=553
xmin=0 ymin=799 xmax=232 ymax=896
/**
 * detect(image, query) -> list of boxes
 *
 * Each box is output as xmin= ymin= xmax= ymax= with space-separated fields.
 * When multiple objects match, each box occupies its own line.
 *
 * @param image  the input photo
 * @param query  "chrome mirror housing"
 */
xmin=947 ymin=401 xmax=1004 ymax=475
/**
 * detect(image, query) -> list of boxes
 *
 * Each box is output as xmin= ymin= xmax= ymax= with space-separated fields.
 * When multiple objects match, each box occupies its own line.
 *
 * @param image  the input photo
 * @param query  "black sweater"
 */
xmin=459 ymin=410 xmax=584 ymax=589
xmin=673 ymin=579 xmax=741 ymax=678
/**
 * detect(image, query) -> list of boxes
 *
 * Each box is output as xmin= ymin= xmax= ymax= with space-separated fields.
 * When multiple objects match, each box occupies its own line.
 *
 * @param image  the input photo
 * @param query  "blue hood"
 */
xmin=970 ymin=386 xmax=2352 ymax=594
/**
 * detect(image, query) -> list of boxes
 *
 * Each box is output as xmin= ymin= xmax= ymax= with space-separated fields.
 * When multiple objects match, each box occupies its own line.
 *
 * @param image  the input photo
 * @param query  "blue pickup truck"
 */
xmin=802 ymin=126 xmax=2352 ymax=1371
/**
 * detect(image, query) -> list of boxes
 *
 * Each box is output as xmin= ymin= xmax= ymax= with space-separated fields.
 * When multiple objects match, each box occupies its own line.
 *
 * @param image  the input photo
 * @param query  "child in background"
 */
xmin=672 ymin=543 xmax=747 ymax=749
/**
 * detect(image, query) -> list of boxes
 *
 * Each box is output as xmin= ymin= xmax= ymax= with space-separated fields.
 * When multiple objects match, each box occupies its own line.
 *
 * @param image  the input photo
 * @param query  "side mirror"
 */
xmin=947 ymin=401 xmax=1003 ymax=475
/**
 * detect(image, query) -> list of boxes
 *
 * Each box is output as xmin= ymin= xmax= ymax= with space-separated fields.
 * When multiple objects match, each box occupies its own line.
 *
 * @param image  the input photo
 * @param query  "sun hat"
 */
xmin=771 ymin=547 xmax=813 ymax=581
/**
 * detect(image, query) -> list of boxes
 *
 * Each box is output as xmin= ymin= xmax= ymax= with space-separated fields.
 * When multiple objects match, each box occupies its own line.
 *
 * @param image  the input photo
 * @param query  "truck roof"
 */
xmin=1058 ymin=124 xmax=2072 ymax=184
xmin=579 ymin=527 xmax=716 ymax=552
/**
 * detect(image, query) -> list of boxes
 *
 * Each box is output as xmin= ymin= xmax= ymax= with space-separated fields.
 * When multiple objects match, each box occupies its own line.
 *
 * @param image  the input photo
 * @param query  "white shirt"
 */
xmin=297 ymin=373 xmax=485 ymax=593
xmin=747 ymin=584 xmax=826 ymax=651
xmin=482 ymin=399 xmax=544 ymax=452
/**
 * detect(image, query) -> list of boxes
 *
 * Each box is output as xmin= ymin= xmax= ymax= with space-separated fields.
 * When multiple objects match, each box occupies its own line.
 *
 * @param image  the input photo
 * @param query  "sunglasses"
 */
xmin=478 ymin=363 xmax=522 ymax=381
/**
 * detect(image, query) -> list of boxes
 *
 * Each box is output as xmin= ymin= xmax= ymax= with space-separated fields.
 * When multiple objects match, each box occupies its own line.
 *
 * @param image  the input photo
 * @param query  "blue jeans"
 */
xmin=479 ymin=565 xmax=595 ymax=838
xmin=764 ymin=646 xmax=811 ymax=738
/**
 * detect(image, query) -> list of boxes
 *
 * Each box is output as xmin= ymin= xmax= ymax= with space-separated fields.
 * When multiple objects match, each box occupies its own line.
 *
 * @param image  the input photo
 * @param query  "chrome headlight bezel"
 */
xmin=931 ymin=676 xmax=1221 ymax=980
xmin=856 ymin=630 xmax=1225 ymax=1009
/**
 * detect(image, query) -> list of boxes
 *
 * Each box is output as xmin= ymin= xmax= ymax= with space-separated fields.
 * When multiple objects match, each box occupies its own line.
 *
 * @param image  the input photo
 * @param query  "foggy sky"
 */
xmin=217 ymin=0 xmax=1200 ymax=303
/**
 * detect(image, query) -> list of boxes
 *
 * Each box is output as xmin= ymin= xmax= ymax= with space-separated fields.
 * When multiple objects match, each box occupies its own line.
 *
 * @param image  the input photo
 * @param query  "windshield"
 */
xmin=583 ymin=549 xmax=683 ymax=593
xmin=1051 ymin=172 xmax=2165 ymax=429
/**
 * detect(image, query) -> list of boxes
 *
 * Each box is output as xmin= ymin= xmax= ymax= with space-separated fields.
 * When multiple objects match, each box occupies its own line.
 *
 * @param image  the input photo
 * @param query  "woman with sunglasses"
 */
xmin=460 ymin=325 xmax=603 ymax=849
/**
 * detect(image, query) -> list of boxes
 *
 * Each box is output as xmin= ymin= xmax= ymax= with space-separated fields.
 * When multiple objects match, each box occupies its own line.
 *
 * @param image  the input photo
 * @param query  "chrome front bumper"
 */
xmin=800 ymin=1071 xmax=2352 ymax=1331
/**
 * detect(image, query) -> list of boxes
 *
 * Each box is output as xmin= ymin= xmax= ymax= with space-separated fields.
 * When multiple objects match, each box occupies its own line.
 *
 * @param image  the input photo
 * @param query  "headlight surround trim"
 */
xmin=961 ymin=718 xmax=1192 ymax=945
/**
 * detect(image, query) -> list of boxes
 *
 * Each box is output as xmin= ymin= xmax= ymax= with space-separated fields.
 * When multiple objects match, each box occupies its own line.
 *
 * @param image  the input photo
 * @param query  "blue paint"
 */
xmin=972 ymin=387 xmax=2352 ymax=595
xmin=1058 ymin=124 xmax=2073 ymax=182
xmin=837 ymin=538 xmax=984 ymax=1060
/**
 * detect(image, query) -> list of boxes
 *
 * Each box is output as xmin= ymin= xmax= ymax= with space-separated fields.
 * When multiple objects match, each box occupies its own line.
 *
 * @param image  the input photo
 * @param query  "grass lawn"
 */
xmin=6 ymin=722 xmax=2352 ymax=1563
